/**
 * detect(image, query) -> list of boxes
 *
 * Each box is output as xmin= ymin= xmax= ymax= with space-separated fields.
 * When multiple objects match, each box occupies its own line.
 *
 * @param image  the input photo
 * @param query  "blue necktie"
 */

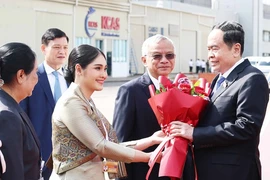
xmin=216 ymin=76 xmax=226 ymax=90
xmin=52 ymin=71 xmax=62 ymax=102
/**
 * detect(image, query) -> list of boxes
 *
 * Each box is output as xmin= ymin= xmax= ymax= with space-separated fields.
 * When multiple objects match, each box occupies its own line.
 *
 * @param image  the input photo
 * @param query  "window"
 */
xmin=263 ymin=4 xmax=270 ymax=19
xmin=263 ymin=53 xmax=270 ymax=57
xmin=75 ymin=37 xmax=91 ymax=46
xmin=263 ymin=30 xmax=270 ymax=42
xmin=112 ymin=40 xmax=127 ymax=62
xmin=96 ymin=40 xmax=104 ymax=51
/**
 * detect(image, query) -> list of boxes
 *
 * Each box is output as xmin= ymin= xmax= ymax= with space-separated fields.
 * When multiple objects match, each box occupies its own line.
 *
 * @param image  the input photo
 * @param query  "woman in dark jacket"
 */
xmin=0 ymin=42 xmax=42 ymax=180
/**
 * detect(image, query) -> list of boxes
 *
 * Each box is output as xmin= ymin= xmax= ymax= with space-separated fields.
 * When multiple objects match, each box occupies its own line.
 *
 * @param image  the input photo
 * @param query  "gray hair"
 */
xmin=141 ymin=34 xmax=175 ymax=56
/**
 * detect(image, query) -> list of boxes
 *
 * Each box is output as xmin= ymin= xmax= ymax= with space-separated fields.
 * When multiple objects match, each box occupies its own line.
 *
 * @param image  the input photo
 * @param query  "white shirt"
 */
xmin=201 ymin=61 xmax=206 ymax=68
xmin=147 ymin=69 xmax=160 ymax=90
xmin=189 ymin=60 xmax=193 ymax=67
xmin=214 ymin=58 xmax=245 ymax=91
xmin=43 ymin=62 xmax=68 ymax=98
xmin=196 ymin=60 xmax=201 ymax=66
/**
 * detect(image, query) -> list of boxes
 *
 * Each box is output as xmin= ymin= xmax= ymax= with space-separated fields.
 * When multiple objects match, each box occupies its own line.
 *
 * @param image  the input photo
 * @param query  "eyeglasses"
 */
xmin=146 ymin=53 xmax=175 ymax=61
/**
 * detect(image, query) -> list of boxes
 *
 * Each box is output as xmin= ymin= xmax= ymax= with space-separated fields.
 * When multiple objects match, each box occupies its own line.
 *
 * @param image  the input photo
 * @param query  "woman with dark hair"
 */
xmin=50 ymin=44 xmax=165 ymax=180
xmin=0 ymin=42 xmax=42 ymax=179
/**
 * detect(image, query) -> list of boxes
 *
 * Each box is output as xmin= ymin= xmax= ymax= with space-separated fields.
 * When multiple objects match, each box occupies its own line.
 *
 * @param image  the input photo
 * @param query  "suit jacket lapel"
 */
xmin=211 ymin=59 xmax=250 ymax=102
xmin=210 ymin=75 xmax=219 ymax=92
xmin=1 ymin=90 xmax=41 ymax=150
xmin=140 ymin=72 xmax=153 ymax=98
xmin=211 ymin=79 xmax=233 ymax=101
xmin=38 ymin=63 xmax=55 ymax=108
xmin=19 ymin=109 xmax=41 ymax=149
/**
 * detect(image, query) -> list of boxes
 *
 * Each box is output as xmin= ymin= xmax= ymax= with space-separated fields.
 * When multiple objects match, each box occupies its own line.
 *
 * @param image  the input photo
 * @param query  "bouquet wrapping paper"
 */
xmin=146 ymin=73 xmax=210 ymax=180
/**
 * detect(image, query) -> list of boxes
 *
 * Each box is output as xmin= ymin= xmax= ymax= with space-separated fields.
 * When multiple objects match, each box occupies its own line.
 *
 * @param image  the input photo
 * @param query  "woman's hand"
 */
xmin=149 ymin=151 xmax=163 ymax=163
xmin=151 ymin=130 xmax=166 ymax=144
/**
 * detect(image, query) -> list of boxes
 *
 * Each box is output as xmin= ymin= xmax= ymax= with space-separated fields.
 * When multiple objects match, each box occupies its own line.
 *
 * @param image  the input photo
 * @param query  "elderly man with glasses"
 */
xmin=112 ymin=34 xmax=175 ymax=180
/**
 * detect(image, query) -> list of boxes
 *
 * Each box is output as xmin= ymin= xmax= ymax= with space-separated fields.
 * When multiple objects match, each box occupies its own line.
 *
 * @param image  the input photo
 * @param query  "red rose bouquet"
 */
xmin=146 ymin=73 xmax=211 ymax=180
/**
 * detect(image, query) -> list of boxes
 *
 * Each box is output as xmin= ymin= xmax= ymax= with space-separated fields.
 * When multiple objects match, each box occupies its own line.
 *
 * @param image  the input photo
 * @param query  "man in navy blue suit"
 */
xmin=20 ymin=28 xmax=69 ymax=180
xmin=113 ymin=34 xmax=175 ymax=180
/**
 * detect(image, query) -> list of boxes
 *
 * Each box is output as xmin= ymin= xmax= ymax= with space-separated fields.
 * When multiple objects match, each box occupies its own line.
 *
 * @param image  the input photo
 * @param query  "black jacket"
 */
xmin=0 ymin=89 xmax=41 ymax=180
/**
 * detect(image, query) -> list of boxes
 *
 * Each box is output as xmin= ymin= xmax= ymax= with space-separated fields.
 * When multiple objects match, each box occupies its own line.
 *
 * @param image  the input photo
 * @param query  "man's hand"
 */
xmin=169 ymin=121 xmax=194 ymax=141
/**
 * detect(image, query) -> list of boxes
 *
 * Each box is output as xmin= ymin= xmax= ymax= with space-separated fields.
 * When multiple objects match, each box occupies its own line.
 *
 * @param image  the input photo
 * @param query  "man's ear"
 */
xmin=141 ymin=56 xmax=147 ymax=67
xmin=41 ymin=44 xmax=46 ymax=55
xmin=233 ymin=43 xmax=241 ymax=57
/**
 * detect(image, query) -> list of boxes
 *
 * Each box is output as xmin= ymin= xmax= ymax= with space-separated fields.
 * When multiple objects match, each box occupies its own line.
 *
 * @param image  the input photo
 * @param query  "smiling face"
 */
xmin=207 ymin=29 xmax=241 ymax=74
xmin=41 ymin=37 xmax=69 ymax=70
xmin=76 ymin=53 xmax=108 ymax=98
xmin=142 ymin=39 xmax=175 ymax=79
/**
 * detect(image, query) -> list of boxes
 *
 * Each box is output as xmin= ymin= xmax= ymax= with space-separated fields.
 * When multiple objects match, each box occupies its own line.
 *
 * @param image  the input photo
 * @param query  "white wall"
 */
xmin=0 ymin=0 xmax=130 ymax=77
xmin=0 ymin=0 xmax=74 ymax=64
xmin=213 ymin=0 xmax=263 ymax=57
xmin=130 ymin=3 xmax=215 ymax=74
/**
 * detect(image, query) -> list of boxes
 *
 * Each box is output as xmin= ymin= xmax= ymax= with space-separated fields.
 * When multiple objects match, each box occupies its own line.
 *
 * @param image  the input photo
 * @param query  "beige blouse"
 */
xmin=50 ymin=83 xmax=135 ymax=180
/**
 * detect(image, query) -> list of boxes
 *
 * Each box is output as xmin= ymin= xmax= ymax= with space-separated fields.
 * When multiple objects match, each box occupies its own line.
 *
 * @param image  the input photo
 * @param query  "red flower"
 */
xmin=146 ymin=73 xmax=211 ymax=180
xmin=150 ymin=73 xmax=211 ymax=98
xmin=193 ymin=86 xmax=208 ymax=97
xmin=178 ymin=84 xmax=191 ymax=94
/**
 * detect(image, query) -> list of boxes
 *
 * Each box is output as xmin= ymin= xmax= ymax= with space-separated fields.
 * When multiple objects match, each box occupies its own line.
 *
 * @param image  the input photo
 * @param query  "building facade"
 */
xmin=129 ymin=2 xmax=215 ymax=74
xmin=1 ymin=0 xmax=270 ymax=77
xmin=212 ymin=0 xmax=264 ymax=57
xmin=262 ymin=3 xmax=270 ymax=57
xmin=136 ymin=0 xmax=270 ymax=58
xmin=0 ymin=0 xmax=130 ymax=77
xmin=0 ymin=0 xmax=216 ymax=76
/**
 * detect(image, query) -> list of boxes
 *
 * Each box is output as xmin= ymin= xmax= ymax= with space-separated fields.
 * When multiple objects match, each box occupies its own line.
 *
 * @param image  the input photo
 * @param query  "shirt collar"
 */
xmin=147 ymin=69 xmax=160 ymax=90
xmin=44 ymin=61 xmax=64 ymax=75
xmin=220 ymin=58 xmax=245 ymax=79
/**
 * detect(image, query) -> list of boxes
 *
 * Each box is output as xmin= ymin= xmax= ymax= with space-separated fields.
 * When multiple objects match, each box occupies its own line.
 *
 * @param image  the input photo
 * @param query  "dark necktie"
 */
xmin=52 ymin=71 xmax=62 ymax=102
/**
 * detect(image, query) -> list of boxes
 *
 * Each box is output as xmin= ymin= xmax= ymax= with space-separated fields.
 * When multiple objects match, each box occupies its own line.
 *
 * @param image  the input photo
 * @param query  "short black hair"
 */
xmin=41 ymin=28 xmax=69 ymax=46
xmin=212 ymin=21 xmax=245 ymax=55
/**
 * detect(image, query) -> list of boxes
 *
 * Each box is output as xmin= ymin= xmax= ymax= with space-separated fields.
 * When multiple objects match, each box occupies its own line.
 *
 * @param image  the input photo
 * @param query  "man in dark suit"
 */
xmin=20 ymin=28 xmax=69 ymax=180
xmin=112 ymin=34 xmax=175 ymax=180
xmin=170 ymin=21 xmax=269 ymax=180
